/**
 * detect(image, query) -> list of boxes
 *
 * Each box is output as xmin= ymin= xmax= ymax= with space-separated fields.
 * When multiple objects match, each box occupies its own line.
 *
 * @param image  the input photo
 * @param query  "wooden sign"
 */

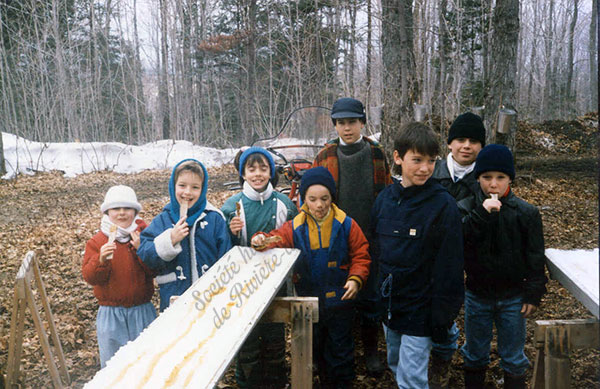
xmin=6 ymin=251 xmax=70 ymax=388
xmin=85 ymin=246 xmax=304 ymax=388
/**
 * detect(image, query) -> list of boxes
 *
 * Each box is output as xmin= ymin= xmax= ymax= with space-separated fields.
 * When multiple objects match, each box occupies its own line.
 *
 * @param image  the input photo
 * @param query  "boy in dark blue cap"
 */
xmin=429 ymin=112 xmax=485 ymax=388
xmin=458 ymin=144 xmax=547 ymax=389
xmin=313 ymin=97 xmax=391 ymax=376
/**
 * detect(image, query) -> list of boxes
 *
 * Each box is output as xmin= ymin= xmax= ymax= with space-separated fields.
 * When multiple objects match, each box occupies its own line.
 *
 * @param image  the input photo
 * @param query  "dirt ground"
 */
xmin=0 ymin=115 xmax=598 ymax=388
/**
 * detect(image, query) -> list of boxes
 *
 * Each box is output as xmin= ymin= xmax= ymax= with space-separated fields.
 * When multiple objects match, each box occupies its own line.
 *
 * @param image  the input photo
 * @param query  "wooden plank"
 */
xmin=262 ymin=297 xmax=319 ymax=324
xmin=534 ymin=319 xmax=599 ymax=351
xmin=24 ymin=279 xmax=63 ymax=389
xmin=531 ymin=347 xmax=545 ymax=389
xmin=85 ymin=247 xmax=301 ymax=389
xmin=6 ymin=282 xmax=26 ymax=387
xmin=33 ymin=258 xmax=70 ymax=384
xmin=545 ymin=248 xmax=599 ymax=319
xmin=290 ymin=301 xmax=314 ymax=389
xmin=544 ymin=326 xmax=571 ymax=389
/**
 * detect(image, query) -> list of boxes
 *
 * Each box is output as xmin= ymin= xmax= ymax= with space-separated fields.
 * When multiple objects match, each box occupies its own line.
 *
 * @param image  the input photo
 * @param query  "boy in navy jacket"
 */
xmin=370 ymin=122 xmax=464 ymax=388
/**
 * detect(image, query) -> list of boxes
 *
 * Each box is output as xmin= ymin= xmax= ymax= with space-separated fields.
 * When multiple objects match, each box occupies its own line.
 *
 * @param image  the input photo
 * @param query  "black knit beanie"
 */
xmin=299 ymin=167 xmax=336 ymax=201
xmin=448 ymin=112 xmax=486 ymax=146
xmin=474 ymin=144 xmax=515 ymax=180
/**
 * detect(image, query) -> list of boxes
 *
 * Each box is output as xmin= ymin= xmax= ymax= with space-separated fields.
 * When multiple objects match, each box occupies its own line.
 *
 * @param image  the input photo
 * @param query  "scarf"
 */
xmin=242 ymin=181 xmax=273 ymax=206
xmin=447 ymin=153 xmax=475 ymax=182
xmin=100 ymin=214 xmax=141 ymax=243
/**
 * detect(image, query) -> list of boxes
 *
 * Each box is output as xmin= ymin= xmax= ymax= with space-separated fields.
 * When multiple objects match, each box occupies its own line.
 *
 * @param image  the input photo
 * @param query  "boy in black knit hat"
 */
xmin=429 ymin=111 xmax=485 ymax=388
xmin=458 ymin=144 xmax=547 ymax=389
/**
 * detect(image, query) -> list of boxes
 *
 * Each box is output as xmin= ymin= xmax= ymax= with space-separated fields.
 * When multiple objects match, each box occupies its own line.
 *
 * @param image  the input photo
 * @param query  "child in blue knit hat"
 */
xmin=138 ymin=159 xmax=232 ymax=312
xmin=221 ymin=147 xmax=298 ymax=388
xmin=458 ymin=144 xmax=547 ymax=389
xmin=251 ymin=166 xmax=371 ymax=388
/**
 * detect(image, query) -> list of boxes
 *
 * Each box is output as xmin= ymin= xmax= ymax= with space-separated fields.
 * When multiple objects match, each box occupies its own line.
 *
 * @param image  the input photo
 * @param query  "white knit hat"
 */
xmin=100 ymin=185 xmax=142 ymax=213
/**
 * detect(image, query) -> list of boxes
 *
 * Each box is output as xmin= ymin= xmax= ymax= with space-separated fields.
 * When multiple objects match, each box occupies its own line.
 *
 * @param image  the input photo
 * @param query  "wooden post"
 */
xmin=5 ymin=251 xmax=70 ymax=389
xmin=290 ymin=300 xmax=315 ymax=389
xmin=532 ymin=319 xmax=599 ymax=389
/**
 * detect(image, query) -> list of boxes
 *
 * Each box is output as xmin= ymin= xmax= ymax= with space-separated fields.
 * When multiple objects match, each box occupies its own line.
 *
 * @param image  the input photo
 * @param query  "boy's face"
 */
xmin=393 ymin=149 xmax=436 ymax=188
xmin=335 ymin=118 xmax=363 ymax=144
xmin=243 ymin=159 xmax=270 ymax=192
xmin=478 ymin=171 xmax=511 ymax=197
xmin=175 ymin=171 xmax=204 ymax=208
xmin=448 ymin=137 xmax=482 ymax=166
xmin=304 ymin=184 xmax=332 ymax=220
xmin=107 ymin=208 xmax=137 ymax=228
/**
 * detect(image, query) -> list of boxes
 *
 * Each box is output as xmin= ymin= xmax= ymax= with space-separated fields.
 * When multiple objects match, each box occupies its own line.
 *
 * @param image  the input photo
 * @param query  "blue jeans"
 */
xmin=96 ymin=302 xmax=157 ymax=368
xmin=431 ymin=322 xmax=459 ymax=361
xmin=383 ymin=323 xmax=432 ymax=389
xmin=460 ymin=290 xmax=530 ymax=376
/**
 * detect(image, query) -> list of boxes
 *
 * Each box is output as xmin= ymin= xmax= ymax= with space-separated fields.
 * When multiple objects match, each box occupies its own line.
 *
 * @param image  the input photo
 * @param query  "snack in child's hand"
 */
xmin=180 ymin=200 xmax=189 ymax=220
xmin=491 ymin=193 xmax=498 ymax=201
xmin=252 ymin=235 xmax=282 ymax=250
xmin=107 ymin=225 xmax=118 ymax=260
xmin=235 ymin=202 xmax=242 ymax=238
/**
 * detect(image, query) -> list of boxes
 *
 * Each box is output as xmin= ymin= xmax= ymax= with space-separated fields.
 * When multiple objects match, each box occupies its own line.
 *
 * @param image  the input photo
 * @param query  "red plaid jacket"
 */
xmin=313 ymin=137 xmax=392 ymax=200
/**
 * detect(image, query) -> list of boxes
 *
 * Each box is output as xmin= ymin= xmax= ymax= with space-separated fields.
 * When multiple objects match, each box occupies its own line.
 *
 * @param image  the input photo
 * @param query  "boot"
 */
xmin=428 ymin=353 xmax=452 ymax=389
xmin=360 ymin=321 xmax=385 ymax=377
xmin=464 ymin=367 xmax=486 ymax=389
xmin=504 ymin=372 xmax=526 ymax=389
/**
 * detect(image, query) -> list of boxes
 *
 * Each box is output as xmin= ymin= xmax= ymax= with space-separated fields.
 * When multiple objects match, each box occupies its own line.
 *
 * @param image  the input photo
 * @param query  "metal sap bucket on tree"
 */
xmin=497 ymin=107 xmax=517 ymax=134
xmin=470 ymin=105 xmax=485 ymax=120
xmin=414 ymin=103 xmax=427 ymax=122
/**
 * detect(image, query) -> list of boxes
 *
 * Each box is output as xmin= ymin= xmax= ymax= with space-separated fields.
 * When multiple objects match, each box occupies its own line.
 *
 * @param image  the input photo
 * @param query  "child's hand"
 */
xmin=229 ymin=216 xmax=244 ymax=235
xmin=251 ymin=234 xmax=266 ymax=249
xmin=99 ymin=242 xmax=116 ymax=263
xmin=521 ymin=303 xmax=537 ymax=317
xmin=341 ymin=279 xmax=360 ymax=300
xmin=171 ymin=218 xmax=189 ymax=245
xmin=130 ymin=230 xmax=141 ymax=249
xmin=482 ymin=198 xmax=502 ymax=213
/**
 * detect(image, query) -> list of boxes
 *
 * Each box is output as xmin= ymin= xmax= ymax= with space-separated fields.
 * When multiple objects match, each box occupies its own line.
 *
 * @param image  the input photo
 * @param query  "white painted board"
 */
xmin=85 ymin=246 xmax=301 ymax=389
xmin=545 ymin=248 xmax=599 ymax=319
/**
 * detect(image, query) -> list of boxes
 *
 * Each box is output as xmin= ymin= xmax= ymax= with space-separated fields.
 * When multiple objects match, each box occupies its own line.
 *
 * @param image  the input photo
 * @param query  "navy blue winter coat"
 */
xmin=370 ymin=178 xmax=464 ymax=337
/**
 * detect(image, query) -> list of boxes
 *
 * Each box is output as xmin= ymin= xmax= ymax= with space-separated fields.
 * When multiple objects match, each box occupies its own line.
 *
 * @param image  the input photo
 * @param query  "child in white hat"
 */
xmin=82 ymin=185 xmax=157 ymax=368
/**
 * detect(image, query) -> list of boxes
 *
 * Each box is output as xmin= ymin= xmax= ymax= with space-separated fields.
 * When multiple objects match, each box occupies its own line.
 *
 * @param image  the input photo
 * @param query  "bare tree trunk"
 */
xmin=438 ymin=0 xmax=450 ymax=145
xmin=486 ymin=0 xmax=519 ymax=151
xmin=565 ymin=0 xmax=578 ymax=117
xmin=542 ymin=0 xmax=554 ymax=120
xmin=590 ymin=0 xmax=598 ymax=112
xmin=159 ymin=0 xmax=171 ymax=139
xmin=381 ymin=0 xmax=415 ymax=156
xmin=526 ymin=0 xmax=539 ymax=117
xmin=366 ymin=0 xmax=372 ymax=111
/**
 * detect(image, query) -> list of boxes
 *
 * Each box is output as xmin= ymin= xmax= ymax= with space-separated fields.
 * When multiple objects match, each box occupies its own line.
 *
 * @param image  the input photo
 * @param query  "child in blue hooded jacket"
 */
xmin=221 ymin=147 xmax=298 ymax=388
xmin=138 ymin=159 xmax=232 ymax=311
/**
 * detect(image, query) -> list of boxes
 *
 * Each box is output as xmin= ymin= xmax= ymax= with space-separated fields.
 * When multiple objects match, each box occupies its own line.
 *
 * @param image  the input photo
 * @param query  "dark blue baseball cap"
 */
xmin=331 ymin=97 xmax=366 ymax=120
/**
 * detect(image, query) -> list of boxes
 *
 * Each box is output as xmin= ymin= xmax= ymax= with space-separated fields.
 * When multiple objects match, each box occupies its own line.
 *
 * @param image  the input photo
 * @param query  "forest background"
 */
xmin=0 ymin=0 xmax=597 ymax=174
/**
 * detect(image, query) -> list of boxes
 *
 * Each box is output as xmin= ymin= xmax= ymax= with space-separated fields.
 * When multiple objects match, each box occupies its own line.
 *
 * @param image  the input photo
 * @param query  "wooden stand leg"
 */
xmin=291 ymin=302 xmax=313 ymax=389
xmin=531 ymin=347 xmax=545 ymax=389
xmin=544 ymin=326 xmax=570 ymax=389
xmin=33 ymin=260 xmax=70 ymax=384
xmin=24 ymin=284 xmax=63 ymax=389
xmin=6 ymin=282 xmax=26 ymax=387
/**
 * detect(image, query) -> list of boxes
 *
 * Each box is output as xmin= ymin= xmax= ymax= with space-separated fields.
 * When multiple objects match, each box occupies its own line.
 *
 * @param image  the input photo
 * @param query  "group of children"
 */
xmin=82 ymin=97 xmax=547 ymax=389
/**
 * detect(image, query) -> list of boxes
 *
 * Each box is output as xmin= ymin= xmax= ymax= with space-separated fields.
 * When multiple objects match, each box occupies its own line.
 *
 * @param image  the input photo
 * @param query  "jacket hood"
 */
xmin=167 ymin=158 xmax=209 ymax=225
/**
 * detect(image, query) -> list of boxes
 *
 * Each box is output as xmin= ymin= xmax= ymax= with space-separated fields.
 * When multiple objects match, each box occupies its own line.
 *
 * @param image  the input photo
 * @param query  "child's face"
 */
xmin=478 ymin=171 xmax=511 ymax=197
xmin=107 ymin=208 xmax=137 ymax=228
xmin=175 ymin=170 xmax=204 ymax=208
xmin=448 ymin=138 xmax=482 ymax=166
xmin=335 ymin=117 xmax=363 ymax=144
xmin=243 ymin=159 xmax=270 ymax=192
xmin=393 ymin=149 xmax=436 ymax=188
xmin=304 ymin=184 xmax=332 ymax=219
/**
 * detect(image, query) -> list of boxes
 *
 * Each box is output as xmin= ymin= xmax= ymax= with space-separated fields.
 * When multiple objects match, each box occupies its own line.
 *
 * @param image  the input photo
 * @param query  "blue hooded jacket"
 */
xmin=138 ymin=159 xmax=232 ymax=311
